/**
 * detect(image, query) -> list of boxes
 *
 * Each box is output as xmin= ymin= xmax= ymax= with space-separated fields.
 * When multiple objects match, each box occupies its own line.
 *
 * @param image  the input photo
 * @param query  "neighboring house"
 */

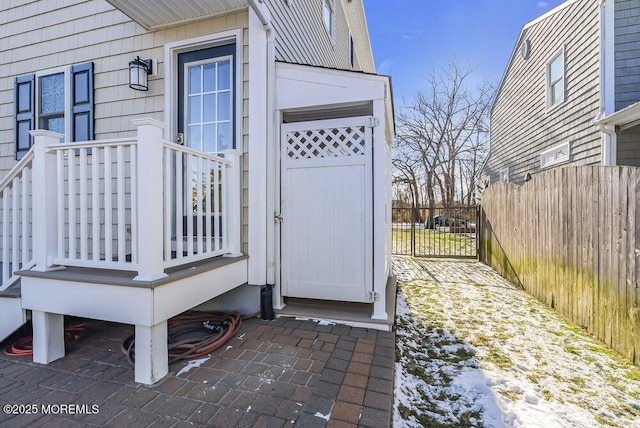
xmin=0 ymin=0 xmax=395 ymax=384
xmin=483 ymin=0 xmax=640 ymax=186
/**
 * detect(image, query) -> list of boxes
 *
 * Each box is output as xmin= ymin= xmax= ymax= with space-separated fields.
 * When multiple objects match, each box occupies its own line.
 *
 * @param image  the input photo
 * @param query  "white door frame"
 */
xmin=164 ymin=30 xmax=243 ymax=150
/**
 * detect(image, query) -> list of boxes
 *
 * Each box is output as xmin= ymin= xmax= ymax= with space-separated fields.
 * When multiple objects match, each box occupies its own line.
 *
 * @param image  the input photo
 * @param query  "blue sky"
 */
xmin=364 ymin=0 xmax=566 ymax=102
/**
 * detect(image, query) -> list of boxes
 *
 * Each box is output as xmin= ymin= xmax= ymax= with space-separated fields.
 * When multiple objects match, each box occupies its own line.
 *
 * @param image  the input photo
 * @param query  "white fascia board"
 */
xmin=275 ymin=63 xmax=386 ymax=111
xmin=596 ymin=101 xmax=640 ymax=128
xmin=343 ymin=0 xmax=375 ymax=73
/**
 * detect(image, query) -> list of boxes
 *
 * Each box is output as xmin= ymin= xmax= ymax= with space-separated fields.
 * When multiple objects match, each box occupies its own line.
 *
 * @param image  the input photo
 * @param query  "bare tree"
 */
xmin=393 ymin=59 xmax=493 ymax=220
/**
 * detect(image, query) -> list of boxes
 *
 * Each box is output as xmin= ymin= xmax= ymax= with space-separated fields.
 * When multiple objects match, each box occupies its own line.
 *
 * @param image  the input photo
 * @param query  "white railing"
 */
xmin=0 ymin=151 xmax=35 ymax=290
xmin=49 ymin=139 xmax=137 ymax=270
xmin=26 ymin=119 xmax=241 ymax=281
xmin=162 ymin=142 xmax=234 ymax=268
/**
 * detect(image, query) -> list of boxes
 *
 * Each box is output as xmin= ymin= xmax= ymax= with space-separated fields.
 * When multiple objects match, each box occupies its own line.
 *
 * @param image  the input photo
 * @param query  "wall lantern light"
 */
xmin=129 ymin=56 xmax=152 ymax=91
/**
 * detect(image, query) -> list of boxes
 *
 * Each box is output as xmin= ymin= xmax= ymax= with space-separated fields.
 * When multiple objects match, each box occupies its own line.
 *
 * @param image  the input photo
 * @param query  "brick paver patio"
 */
xmin=0 ymin=316 xmax=395 ymax=427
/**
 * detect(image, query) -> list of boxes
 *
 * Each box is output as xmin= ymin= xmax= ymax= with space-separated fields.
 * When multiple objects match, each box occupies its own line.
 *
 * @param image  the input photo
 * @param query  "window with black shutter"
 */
xmin=14 ymin=75 xmax=35 ymax=160
xmin=13 ymin=62 xmax=94 ymax=159
xmin=71 ymin=62 xmax=94 ymax=142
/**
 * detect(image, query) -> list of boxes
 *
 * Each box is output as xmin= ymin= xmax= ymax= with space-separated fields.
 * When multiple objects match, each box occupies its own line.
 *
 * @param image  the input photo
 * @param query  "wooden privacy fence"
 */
xmin=479 ymin=166 xmax=640 ymax=365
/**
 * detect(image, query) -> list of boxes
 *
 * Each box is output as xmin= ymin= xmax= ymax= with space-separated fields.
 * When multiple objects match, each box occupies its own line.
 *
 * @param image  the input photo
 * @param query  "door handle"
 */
xmin=176 ymin=133 xmax=184 ymax=145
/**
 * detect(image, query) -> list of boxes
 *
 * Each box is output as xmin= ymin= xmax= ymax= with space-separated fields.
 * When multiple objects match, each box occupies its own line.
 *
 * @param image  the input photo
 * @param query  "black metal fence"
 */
xmin=392 ymin=205 xmax=478 ymax=258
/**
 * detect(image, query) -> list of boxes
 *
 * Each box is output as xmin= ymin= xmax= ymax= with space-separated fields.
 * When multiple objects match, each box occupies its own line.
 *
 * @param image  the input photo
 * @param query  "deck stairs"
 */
xmin=0 ymin=280 xmax=26 ymax=342
xmin=0 ymin=121 xmax=244 ymax=348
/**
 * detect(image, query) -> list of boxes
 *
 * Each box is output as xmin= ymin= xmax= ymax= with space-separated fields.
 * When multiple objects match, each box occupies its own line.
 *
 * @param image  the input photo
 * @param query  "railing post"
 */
xmin=30 ymin=130 xmax=63 ymax=272
xmin=222 ymin=151 xmax=242 ymax=257
xmin=132 ymin=119 xmax=168 ymax=281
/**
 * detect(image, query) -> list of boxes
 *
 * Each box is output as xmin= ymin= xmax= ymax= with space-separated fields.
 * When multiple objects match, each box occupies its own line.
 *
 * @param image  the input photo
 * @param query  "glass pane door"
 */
xmin=184 ymin=57 xmax=232 ymax=153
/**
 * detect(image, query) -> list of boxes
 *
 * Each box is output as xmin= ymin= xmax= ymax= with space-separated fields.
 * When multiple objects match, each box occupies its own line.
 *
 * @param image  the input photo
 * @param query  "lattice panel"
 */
xmin=286 ymin=126 xmax=366 ymax=159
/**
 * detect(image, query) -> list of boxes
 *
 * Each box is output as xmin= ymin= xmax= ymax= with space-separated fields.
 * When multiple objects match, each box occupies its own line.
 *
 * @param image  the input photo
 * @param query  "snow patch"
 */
xmin=176 ymin=357 xmax=210 ymax=376
xmin=313 ymin=412 xmax=330 ymax=421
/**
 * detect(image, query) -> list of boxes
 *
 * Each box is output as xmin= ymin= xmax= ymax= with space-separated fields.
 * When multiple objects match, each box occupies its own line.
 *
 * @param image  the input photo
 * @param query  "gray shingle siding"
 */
xmin=485 ymin=0 xmax=601 ymax=186
xmin=615 ymin=0 xmax=640 ymax=111
xmin=617 ymin=125 xmax=640 ymax=166
xmin=266 ymin=0 xmax=352 ymax=70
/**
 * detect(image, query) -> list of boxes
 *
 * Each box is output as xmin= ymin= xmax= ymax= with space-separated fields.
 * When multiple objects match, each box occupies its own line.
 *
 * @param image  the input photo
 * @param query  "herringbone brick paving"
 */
xmin=0 ymin=317 xmax=394 ymax=427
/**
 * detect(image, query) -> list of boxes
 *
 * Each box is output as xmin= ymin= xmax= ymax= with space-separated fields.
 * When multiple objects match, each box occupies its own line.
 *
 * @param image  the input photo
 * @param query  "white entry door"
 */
xmin=281 ymin=117 xmax=373 ymax=303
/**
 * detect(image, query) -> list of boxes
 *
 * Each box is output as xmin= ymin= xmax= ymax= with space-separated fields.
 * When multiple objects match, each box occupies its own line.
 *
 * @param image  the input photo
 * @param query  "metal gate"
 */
xmin=392 ymin=205 xmax=478 ymax=258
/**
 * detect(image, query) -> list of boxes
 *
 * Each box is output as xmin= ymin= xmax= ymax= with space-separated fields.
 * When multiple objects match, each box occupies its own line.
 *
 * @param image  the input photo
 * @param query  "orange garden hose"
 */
xmin=121 ymin=310 xmax=259 ymax=364
xmin=4 ymin=320 xmax=104 ymax=357
xmin=4 ymin=311 xmax=258 ymax=363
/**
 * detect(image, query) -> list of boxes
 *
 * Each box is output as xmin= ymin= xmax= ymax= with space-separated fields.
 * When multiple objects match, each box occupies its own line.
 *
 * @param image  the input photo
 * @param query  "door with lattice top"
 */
xmin=280 ymin=116 xmax=373 ymax=303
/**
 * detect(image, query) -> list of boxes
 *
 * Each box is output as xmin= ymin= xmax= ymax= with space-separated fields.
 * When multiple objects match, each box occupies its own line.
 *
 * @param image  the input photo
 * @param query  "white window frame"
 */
xmin=546 ymin=47 xmax=565 ymax=110
xmin=35 ymin=66 xmax=71 ymax=142
xmin=540 ymin=141 xmax=571 ymax=168
xmin=183 ymin=55 xmax=234 ymax=153
xmin=323 ymin=0 xmax=335 ymax=40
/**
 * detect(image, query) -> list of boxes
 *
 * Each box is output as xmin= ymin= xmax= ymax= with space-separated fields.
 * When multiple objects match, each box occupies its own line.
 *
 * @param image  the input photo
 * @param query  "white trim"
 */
xmin=164 ymin=29 xmax=243 ymax=146
xmin=540 ymin=141 xmax=571 ymax=168
xmin=524 ymin=0 xmax=580 ymax=30
xmin=596 ymin=101 xmax=640 ymax=128
xmin=546 ymin=46 xmax=566 ymax=111
xmin=181 ymin=55 xmax=234 ymax=153
xmin=34 ymin=66 xmax=71 ymax=143
xmin=600 ymin=0 xmax=616 ymax=117
xmin=322 ymin=0 xmax=336 ymax=42
xmin=247 ymin=8 xmax=269 ymax=286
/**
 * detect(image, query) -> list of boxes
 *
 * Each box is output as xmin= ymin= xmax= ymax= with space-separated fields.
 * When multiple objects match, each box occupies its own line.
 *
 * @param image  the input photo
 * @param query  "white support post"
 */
xmin=133 ymin=119 xmax=168 ymax=281
xmin=32 ymin=310 xmax=65 ymax=364
xmin=30 ymin=130 xmax=63 ymax=272
xmin=223 ymin=152 xmax=243 ymax=257
xmin=134 ymin=322 xmax=168 ymax=385
xmin=371 ymin=102 xmax=388 ymax=321
xmin=248 ymin=6 xmax=269 ymax=286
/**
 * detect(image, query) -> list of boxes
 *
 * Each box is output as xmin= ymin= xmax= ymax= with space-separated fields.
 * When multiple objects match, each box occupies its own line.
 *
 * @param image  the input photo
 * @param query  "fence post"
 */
xmin=411 ymin=204 xmax=416 ymax=257
xmin=132 ymin=118 xmax=168 ymax=281
xmin=476 ymin=205 xmax=481 ymax=260
xmin=30 ymin=130 xmax=63 ymax=272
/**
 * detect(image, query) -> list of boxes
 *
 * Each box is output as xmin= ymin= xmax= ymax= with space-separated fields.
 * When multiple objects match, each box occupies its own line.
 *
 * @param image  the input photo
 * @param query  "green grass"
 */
xmin=392 ymin=225 xmax=477 ymax=257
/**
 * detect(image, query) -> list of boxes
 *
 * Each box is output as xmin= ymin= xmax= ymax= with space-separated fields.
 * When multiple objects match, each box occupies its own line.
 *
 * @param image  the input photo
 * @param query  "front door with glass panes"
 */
xmin=178 ymin=45 xmax=235 ymax=153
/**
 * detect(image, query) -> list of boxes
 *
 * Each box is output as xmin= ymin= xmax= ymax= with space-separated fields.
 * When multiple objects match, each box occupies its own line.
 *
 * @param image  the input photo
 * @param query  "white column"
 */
xmin=372 ymin=101 xmax=388 ymax=321
xmin=132 ymin=119 xmax=168 ymax=281
xmin=248 ymin=7 xmax=269 ymax=286
xmin=223 ymin=151 xmax=243 ymax=257
xmin=134 ymin=322 xmax=168 ymax=385
xmin=30 ymin=130 xmax=63 ymax=272
xmin=32 ymin=310 xmax=65 ymax=364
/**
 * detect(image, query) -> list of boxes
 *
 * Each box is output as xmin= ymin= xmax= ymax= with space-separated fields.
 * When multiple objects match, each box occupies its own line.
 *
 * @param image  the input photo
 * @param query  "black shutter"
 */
xmin=71 ymin=62 xmax=94 ymax=142
xmin=14 ymin=74 xmax=35 ymax=160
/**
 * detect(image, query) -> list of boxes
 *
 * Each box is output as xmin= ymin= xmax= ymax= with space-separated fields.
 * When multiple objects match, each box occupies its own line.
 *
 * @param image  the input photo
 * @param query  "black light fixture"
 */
xmin=129 ymin=56 xmax=152 ymax=91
